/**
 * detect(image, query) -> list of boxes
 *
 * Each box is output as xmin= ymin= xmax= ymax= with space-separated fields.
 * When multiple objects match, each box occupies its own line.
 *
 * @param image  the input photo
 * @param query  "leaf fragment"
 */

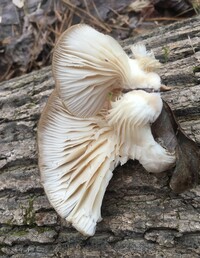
xmin=152 ymin=100 xmax=200 ymax=193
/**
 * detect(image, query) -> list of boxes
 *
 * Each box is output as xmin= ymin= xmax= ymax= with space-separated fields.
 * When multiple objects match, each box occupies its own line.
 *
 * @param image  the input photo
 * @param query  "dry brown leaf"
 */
xmin=152 ymin=101 xmax=200 ymax=193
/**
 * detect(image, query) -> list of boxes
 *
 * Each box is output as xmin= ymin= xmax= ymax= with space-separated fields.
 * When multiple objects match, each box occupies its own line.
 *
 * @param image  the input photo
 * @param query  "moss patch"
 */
xmin=11 ymin=230 xmax=28 ymax=237
xmin=162 ymin=46 xmax=170 ymax=63
xmin=23 ymin=197 xmax=36 ymax=225
xmin=193 ymin=66 xmax=200 ymax=74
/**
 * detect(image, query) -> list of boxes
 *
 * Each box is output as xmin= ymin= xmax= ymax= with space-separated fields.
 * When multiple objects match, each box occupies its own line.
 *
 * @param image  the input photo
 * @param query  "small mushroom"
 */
xmin=38 ymin=24 xmax=176 ymax=236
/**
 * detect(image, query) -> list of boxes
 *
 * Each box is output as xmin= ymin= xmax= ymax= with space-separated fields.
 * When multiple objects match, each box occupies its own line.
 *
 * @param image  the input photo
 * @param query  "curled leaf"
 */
xmin=152 ymin=101 xmax=200 ymax=193
xmin=171 ymin=129 xmax=200 ymax=193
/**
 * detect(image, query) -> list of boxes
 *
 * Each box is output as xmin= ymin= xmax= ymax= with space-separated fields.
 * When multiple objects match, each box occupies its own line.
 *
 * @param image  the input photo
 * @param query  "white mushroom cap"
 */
xmin=52 ymin=24 xmax=162 ymax=118
xmin=38 ymin=25 xmax=175 ymax=236
xmin=38 ymin=89 xmax=175 ymax=236
xmin=38 ymin=90 xmax=118 ymax=236
xmin=107 ymin=90 xmax=176 ymax=172
xmin=52 ymin=24 xmax=132 ymax=118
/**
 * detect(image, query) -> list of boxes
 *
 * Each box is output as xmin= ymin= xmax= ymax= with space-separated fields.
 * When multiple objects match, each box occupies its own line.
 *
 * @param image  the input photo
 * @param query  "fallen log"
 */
xmin=0 ymin=16 xmax=200 ymax=257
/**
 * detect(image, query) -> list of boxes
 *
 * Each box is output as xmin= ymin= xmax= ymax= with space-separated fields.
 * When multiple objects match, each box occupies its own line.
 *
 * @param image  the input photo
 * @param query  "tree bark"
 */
xmin=0 ymin=16 xmax=200 ymax=257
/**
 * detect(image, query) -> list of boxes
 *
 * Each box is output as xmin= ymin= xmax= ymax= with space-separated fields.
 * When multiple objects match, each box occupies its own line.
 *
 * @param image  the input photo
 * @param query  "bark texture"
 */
xmin=0 ymin=17 xmax=200 ymax=257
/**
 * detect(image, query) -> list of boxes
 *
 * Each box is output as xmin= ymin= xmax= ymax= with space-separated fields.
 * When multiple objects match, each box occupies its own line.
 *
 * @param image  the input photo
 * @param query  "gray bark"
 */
xmin=0 ymin=16 xmax=200 ymax=257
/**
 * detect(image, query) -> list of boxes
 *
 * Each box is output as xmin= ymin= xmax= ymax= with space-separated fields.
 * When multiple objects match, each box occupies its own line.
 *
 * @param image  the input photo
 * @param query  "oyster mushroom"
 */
xmin=38 ymin=24 xmax=175 ymax=236
xmin=52 ymin=24 xmax=162 ymax=118
xmin=38 ymin=90 xmax=117 ymax=236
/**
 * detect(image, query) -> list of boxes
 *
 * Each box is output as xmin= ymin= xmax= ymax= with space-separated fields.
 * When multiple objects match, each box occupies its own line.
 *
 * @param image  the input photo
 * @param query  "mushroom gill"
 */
xmin=38 ymin=89 xmax=117 ymax=236
xmin=38 ymin=90 xmax=175 ymax=236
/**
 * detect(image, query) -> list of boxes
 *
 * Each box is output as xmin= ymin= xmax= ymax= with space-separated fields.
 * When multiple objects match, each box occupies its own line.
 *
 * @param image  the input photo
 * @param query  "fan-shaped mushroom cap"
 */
xmin=52 ymin=24 xmax=162 ymax=118
xmin=52 ymin=24 xmax=132 ymax=118
xmin=38 ymin=25 xmax=175 ymax=236
xmin=38 ymin=89 xmax=175 ymax=236
xmin=38 ymin=90 xmax=118 ymax=236
xmin=107 ymin=90 xmax=176 ymax=172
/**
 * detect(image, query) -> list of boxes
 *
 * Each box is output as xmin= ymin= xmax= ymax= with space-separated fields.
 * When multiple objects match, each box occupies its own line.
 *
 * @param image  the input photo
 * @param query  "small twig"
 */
xmin=83 ymin=0 xmax=90 ymax=15
xmin=145 ymin=17 xmax=186 ymax=21
xmin=91 ymin=0 xmax=102 ymax=21
xmin=175 ymin=7 xmax=194 ymax=16
xmin=109 ymin=24 xmax=130 ymax=31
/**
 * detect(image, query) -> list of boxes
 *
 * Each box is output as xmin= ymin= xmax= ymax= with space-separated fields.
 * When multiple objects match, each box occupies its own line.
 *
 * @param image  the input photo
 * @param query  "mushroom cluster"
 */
xmin=37 ymin=24 xmax=176 ymax=236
